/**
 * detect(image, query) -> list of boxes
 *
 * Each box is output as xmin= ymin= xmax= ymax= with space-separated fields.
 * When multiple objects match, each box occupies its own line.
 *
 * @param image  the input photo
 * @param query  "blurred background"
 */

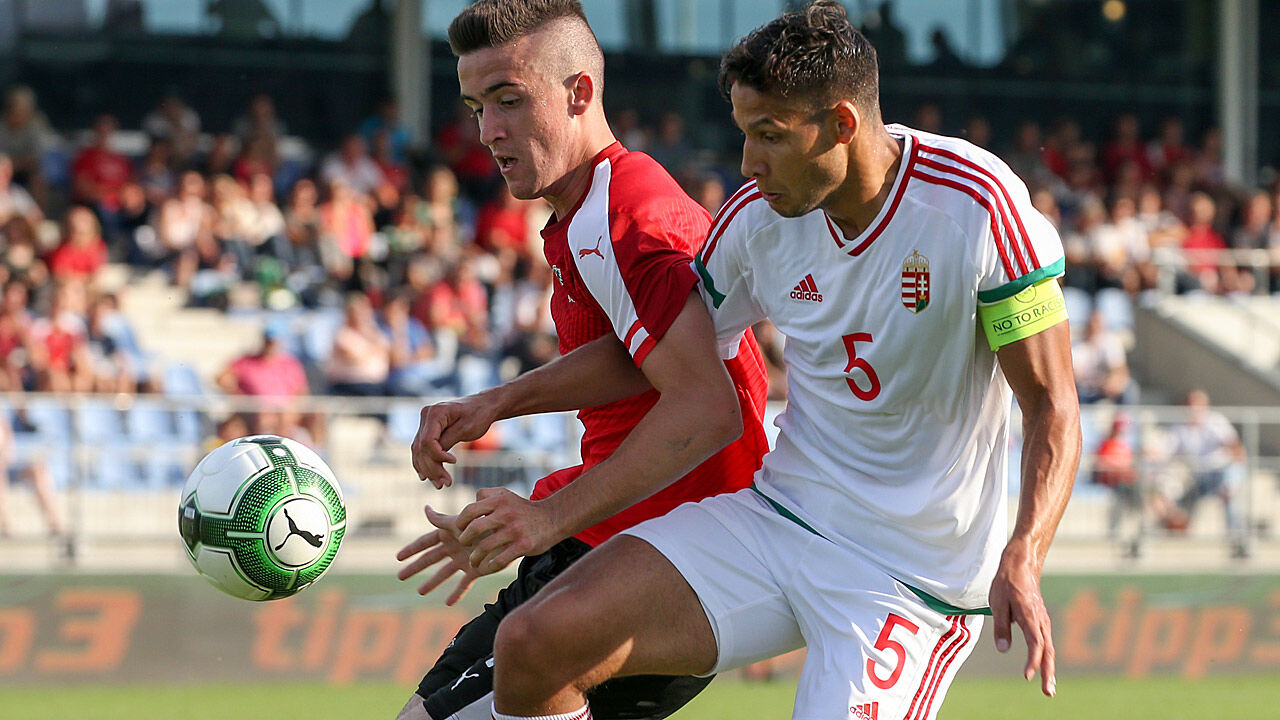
xmin=1 ymin=0 xmax=1280 ymax=712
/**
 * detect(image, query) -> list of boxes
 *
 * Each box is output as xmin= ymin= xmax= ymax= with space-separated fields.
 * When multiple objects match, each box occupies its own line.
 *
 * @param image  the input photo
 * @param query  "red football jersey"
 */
xmin=531 ymin=142 xmax=768 ymax=547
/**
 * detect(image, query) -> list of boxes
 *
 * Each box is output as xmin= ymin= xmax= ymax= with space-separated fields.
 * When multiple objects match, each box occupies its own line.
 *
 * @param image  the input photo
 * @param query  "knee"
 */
xmin=494 ymin=598 xmax=585 ymax=677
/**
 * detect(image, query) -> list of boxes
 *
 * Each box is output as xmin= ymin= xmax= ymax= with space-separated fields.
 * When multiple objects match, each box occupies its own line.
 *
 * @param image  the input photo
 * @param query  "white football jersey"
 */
xmin=694 ymin=125 xmax=1065 ymax=609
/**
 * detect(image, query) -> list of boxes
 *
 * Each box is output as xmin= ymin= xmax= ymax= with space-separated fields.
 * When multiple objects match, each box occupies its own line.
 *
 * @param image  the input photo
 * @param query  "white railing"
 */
xmin=3 ymin=395 xmax=1278 ymax=564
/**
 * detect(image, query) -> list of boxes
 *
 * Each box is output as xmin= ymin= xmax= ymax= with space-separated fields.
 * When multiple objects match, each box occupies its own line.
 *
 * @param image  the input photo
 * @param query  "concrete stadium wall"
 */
xmin=1 ymin=573 xmax=1278 ymax=685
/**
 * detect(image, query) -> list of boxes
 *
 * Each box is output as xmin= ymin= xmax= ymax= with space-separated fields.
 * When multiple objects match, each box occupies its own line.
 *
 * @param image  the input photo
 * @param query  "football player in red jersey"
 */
xmin=393 ymin=2 xmax=771 ymax=719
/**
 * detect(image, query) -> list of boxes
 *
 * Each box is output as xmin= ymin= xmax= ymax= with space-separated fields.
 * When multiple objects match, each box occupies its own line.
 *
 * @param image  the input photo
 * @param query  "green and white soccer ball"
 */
xmin=178 ymin=435 xmax=346 ymax=601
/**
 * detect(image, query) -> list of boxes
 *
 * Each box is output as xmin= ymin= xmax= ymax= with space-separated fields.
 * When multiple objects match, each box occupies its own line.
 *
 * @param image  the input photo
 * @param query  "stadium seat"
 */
xmin=83 ymin=444 xmax=142 ymax=490
xmin=1096 ymin=288 xmax=1134 ymax=332
xmin=23 ymin=398 xmax=73 ymax=443
xmin=1063 ymin=287 xmax=1092 ymax=340
xmin=387 ymin=402 xmax=422 ymax=446
xmin=126 ymin=399 xmax=176 ymax=442
xmin=74 ymin=399 xmax=126 ymax=444
xmin=164 ymin=362 xmax=204 ymax=396
xmin=301 ymin=310 xmax=343 ymax=365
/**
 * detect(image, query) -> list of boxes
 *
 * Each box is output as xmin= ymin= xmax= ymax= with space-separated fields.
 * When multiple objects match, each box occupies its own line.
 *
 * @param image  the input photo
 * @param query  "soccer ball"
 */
xmin=178 ymin=435 xmax=346 ymax=601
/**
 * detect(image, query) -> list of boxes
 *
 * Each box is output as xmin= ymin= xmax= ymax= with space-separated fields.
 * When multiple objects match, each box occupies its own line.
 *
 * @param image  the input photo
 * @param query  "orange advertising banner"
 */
xmin=1 ymin=574 xmax=1278 ymax=684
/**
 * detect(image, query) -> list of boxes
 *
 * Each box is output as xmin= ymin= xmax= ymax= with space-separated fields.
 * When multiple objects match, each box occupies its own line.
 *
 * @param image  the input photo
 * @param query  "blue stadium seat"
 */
xmin=387 ymin=402 xmax=423 ymax=446
xmin=75 ymin=399 xmax=125 ymax=444
xmin=173 ymin=409 xmax=203 ymax=445
xmin=164 ymin=363 xmax=203 ymax=396
xmin=1062 ymin=287 xmax=1092 ymax=340
xmin=1095 ymin=288 xmax=1134 ymax=332
xmin=301 ymin=310 xmax=343 ymax=365
xmin=126 ymin=399 xmax=175 ymax=442
xmin=84 ymin=444 xmax=141 ymax=490
xmin=23 ymin=398 xmax=72 ymax=443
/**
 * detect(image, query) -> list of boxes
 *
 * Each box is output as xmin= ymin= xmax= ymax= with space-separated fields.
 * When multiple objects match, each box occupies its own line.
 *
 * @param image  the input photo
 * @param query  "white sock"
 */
xmin=490 ymin=701 xmax=591 ymax=720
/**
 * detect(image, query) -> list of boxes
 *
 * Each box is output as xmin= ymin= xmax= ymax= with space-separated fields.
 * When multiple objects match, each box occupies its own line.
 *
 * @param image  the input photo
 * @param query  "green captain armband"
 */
xmin=978 ymin=277 xmax=1068 ymax=351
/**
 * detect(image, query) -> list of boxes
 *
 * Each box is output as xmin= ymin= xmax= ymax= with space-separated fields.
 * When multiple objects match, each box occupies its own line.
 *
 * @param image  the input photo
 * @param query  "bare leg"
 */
xmin=0 ymin=468 xmax=10 ymax=536
xmin=492 ymin=535 xmax=716 ymax=716
xmin=28 ymin=462 xmax=62 ymax=534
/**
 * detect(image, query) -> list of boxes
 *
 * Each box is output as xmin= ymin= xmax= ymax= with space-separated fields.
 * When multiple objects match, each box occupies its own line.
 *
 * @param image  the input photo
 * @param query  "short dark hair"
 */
xmin=718 ymin=0 xmax=879 ymax=114
xmin=448 ymin=0 xmax=593 ymax=55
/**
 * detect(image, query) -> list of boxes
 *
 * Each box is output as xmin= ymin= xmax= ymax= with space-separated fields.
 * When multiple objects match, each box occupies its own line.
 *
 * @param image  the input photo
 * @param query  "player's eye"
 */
xmin=499 ymin=96 xmax=520 ymax=108
xmin=761 ymin=133 xmax=780 ymax=144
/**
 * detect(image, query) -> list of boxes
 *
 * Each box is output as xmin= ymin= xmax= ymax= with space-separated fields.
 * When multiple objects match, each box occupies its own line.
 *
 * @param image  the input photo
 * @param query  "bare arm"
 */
xmin=403 ymin=293 xmax=742 ymax=588
xmin=990 ymin=320 xmax=1080 ymax=697
xmin=459 ymin=293 xmax=741 ymax=552
xmin=411 ymin=326 xmax=653 ymax=485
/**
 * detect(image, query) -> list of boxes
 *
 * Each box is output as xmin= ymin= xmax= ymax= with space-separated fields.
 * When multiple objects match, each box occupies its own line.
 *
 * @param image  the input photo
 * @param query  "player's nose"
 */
xmin=478 ymin=112 xmax=505 ymax=147
xmin=740 ymin=141 xmax=765 ymax=179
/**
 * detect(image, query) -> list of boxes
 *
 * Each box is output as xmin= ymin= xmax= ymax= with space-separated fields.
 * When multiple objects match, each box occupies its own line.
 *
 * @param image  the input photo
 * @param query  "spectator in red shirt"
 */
xmin=1147 ymin=116 xmax=1195 ymax=182
xmin=425 ymin=257 xmax=489 ymax=355
xmin=28 ymin=280 xmax=94 ymax=393
xmin=1183 ymin=191 xmax=1234 ymax=293
xmin=72 ymin=114 xmax=134 ymax=239
xmin=47 ymin=206 xmax=108 ymax=280
xmin=371 ymin=128 xmax=410 ymax=191
xmin=436 ymin=103 xmax=499 ymax=200
xmin=473 ymin=184 xmax=534 ymax=268
xmin=1102 ymin=113 xmax=1153 ymax=186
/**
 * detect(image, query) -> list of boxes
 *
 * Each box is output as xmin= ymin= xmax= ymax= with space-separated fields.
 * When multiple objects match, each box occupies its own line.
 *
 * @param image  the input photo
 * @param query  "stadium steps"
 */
xmin=110 ymin=266 xmax=263 ymax=381
xmin=1133 ymin=293 xmax=1280 ymax=452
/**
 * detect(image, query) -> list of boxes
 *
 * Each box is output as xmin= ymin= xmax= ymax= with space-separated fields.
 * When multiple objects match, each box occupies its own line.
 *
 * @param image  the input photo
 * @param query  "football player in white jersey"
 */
xmin=431 ymin=3 xmax=1081 ymax=720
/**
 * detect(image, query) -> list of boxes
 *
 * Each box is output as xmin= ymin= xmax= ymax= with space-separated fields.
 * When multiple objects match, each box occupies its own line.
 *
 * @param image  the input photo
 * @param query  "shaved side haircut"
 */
xmin=448 ymin=0 xmax=605 ymax=89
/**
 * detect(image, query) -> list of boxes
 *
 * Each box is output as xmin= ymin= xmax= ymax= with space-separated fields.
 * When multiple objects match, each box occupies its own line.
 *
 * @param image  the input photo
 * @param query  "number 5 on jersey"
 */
xmin=842 ymin=333 xmax=881 ymax=401
xmin=867 ymin=613 xmax=920 ymax=689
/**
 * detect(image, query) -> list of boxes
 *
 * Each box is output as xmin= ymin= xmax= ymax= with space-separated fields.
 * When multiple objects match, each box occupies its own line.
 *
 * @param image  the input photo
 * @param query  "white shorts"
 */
xmin=622 ymin=488 xmax=983 ymax=720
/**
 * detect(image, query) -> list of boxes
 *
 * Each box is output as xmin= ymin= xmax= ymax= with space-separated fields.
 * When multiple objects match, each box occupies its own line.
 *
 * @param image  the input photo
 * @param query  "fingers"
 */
xmin=990 ymin=589 xmax=1012 ymax=654
xmin=424 ymin=505 xmax=461 ymax=534
xmin=456 ymin=495 xmax=505 ymax=539
xmin=1019 ymin=614 xmax=1043 ymax=682
xmin=396 ymin=544 xmax=450 ymax=581
xmin=445 ymin=574 xmax=477 ymax=606
xmin=467 ymin=530 xmax=515 ymax=569
xmin=1041 ymin=635 xmax=1057 ymax=696
xmin=411 ymin=404 xmax=459 ymax=484
xmin=416 ymin=561 xmax=464 ymax=597
xmin=395 ymin=531 xmax=438 ymax=562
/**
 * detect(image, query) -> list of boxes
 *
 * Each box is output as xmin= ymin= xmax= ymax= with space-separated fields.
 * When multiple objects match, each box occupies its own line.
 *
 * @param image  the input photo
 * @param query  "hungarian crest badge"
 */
xmin=901 ymin=250 xmax=930 ymax=313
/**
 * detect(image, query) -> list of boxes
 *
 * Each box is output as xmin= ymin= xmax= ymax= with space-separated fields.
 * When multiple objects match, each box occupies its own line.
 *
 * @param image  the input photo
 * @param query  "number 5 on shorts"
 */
xmin=866 ymin=613 xmax=920 ymax=689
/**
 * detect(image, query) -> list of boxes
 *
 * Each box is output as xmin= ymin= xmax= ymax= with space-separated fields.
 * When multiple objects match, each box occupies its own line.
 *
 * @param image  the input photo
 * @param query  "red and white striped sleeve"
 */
xmin=913 ymin=140 xmax=1065 ymax=303
xmin=568 ymin=184 xmax=707 ymax=367
xmin=694 ymin=180 xmax=768 ymax=359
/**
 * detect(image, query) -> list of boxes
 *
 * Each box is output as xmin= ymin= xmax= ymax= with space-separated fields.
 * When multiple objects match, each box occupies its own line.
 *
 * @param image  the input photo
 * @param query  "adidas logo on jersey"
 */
xmin=791 ymin=274 xmax=823 ymax=302
xmin=849 ymin=701 xmax=879 ymax=719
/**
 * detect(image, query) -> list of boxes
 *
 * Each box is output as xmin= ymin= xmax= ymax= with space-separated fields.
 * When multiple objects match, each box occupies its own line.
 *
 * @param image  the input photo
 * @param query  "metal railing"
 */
xmin=3 ymin=394 xmax=1279 ymax=564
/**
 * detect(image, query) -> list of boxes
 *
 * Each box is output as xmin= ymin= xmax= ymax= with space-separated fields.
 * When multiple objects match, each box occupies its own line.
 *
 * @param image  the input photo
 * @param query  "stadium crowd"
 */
xmin=1 ymin=80 xmax=1277 ymax=505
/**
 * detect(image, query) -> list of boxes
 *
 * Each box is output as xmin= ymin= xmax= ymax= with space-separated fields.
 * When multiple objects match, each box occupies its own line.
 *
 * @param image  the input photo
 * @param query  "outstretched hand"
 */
xmin=395 ymin=505 xmax=487 ymax=605
xmin=988 ymin=543 xmax=1056 ymax=697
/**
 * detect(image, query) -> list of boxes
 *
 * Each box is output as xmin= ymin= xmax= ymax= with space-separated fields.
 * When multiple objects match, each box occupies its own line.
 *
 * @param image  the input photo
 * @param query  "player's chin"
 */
xmin=766 ymin=197 xmax=812 ymax=218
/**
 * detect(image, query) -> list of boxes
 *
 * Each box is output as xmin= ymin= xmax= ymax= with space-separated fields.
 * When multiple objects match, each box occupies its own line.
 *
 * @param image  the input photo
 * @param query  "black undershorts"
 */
xmin=417 ymin=537 xmax=714 ymax=720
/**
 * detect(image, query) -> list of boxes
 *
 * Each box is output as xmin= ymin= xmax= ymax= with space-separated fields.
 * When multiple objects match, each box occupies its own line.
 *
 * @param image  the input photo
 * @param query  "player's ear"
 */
xmin=567 ymin=72 xmax=594 ymax=116
xmin=832 ymin=101 xmax=859 ymax=145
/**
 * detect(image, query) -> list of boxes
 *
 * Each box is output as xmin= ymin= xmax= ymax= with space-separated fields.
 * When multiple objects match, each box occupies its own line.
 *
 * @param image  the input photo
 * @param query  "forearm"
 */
xmin=1008 ymin=392 xmax=1080 ymax=569
xmin=538 ymin=383 xmax=741 ymax=539
xmin=483 ymin=334 xmax=653 ymax=421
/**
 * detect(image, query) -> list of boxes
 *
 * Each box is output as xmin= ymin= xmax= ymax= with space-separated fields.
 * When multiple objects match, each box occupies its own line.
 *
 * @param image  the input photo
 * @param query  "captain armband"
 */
xmin=978 ymin=278 xmax=1068 ymax=351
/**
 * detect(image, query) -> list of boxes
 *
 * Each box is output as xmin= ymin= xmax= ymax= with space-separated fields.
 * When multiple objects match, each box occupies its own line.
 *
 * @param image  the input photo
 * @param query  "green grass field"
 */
xmin=3 ymin=675 xmax=1279 ymax=719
